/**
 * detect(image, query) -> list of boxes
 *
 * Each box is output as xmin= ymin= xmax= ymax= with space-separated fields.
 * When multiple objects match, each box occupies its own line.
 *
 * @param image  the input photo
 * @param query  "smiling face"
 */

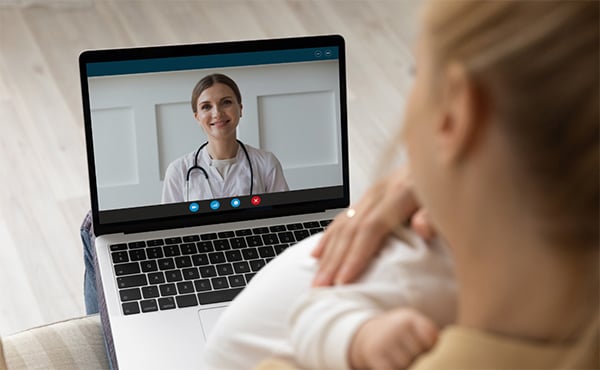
xmin=194 ymin=83 xmax=243 ymax=143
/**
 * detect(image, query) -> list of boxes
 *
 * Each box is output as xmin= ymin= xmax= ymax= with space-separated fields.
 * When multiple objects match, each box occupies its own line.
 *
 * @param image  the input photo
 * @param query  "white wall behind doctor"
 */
xmin=89 ymin=60 xmax=342 ymax=210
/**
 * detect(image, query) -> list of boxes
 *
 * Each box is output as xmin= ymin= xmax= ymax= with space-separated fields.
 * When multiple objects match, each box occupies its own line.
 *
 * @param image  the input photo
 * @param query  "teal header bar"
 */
xmin=87 ymin=47 xmax=339 ymax=77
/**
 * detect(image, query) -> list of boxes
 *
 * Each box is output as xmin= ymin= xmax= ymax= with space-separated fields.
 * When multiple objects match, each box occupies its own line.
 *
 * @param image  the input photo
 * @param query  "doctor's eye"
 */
xmin=200 ymin=104 xmax=212 ymax=111
xmin=222 ymin=99 xmax=233 ymax=106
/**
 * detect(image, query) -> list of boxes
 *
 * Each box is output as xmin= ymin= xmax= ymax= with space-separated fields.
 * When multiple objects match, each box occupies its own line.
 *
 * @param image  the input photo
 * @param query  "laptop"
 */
xmin=79 ymin=34 xmax=349 ymax=369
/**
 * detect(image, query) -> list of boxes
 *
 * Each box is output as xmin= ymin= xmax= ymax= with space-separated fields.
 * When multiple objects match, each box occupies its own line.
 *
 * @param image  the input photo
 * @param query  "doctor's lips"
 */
xmin=209 ymin=119 xmax=230 ymax=127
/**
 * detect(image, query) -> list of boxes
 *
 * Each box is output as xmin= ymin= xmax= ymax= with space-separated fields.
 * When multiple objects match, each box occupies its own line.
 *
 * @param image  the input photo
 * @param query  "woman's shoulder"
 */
xmin=410 ymin=324 xmax=599 ymax=370
xmin=166 ymin=150 xmax=197 ymax=173
xmin=242 ymin=143 xmax=280 ymax=165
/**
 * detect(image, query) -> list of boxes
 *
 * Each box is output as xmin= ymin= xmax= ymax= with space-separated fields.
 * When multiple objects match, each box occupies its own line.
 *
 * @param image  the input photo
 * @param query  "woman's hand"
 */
xmin=311 ymin=167 xmax=435 ymax=287
xmin=349 ymin=308 xmax=439 ymax=370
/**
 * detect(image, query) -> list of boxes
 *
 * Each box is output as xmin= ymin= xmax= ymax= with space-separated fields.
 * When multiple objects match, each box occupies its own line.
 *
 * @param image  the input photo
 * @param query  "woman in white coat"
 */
xmin=161 ymin=73 xmax=289 ymax=203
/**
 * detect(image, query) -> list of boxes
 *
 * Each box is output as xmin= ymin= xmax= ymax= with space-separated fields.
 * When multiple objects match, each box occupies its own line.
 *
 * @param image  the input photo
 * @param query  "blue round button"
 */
xmin=189 ymin=202 xmax=199 ymax=213
xmin=210 ymin=200 xmax=221 ymax=210
xmin=230 ymin=198 xmax=241 ymax=208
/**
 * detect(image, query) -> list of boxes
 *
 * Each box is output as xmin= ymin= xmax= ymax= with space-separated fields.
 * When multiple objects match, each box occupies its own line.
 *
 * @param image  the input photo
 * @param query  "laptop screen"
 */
xmin=80 ymin=35 xmax=348 ymax=235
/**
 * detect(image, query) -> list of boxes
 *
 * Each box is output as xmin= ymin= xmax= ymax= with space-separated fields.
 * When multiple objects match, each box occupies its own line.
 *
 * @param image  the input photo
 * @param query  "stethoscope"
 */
xmin=185 ymin=139 xmax=254 ymax=201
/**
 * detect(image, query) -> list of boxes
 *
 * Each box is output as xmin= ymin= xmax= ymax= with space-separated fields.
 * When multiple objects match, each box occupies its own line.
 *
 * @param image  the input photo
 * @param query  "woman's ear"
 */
xmin=240 ymin=103 xmax=243 ymax=118
xmin=436 ymin=63 xmax=487 ymax=165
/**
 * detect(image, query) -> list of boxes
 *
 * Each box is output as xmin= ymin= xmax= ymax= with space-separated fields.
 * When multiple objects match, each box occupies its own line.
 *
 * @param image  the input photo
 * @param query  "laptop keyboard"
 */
xmin=110 ymin=219 xmax=332 ymax=315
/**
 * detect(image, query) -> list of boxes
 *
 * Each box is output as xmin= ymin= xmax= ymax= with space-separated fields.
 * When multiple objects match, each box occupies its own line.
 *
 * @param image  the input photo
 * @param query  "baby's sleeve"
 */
xmin=288 ymin=231 xmax=457 ymax=370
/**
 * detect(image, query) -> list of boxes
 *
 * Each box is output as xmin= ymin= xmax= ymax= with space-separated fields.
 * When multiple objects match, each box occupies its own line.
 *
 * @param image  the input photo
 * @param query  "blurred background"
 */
xmin=0 ymin=0 xmax=419 ymax=336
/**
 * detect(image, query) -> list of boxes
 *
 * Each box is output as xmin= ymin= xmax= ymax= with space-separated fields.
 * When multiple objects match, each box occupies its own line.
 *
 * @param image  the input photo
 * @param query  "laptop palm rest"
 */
xmin=198 ymin=306 xmax=227 ymax=339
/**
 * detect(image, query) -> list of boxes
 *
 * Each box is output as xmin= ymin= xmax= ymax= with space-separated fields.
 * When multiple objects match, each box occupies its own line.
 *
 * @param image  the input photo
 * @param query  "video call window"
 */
xmin=86 ymin=47 xmax=344 ymax=221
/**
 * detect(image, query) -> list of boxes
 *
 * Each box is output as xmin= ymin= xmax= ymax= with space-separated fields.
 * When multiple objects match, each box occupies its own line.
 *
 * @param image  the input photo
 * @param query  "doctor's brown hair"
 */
xmin=191 ymin=73 xmax=242 ymax=114
xmin=419 ymin=1 xmax=599 ymax=248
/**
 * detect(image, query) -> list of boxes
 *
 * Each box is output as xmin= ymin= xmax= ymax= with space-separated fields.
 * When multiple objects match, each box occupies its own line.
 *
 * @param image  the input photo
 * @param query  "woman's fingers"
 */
xmin=411 ymin=208 xmax=436 ymax=241
xmin=312 ymin=168 xmax=422 ymax=287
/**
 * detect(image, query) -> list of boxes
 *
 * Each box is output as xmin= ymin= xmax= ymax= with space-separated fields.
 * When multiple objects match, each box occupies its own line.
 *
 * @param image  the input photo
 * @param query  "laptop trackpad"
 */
xmin=198 ymin=306 xmax=227 ymax=339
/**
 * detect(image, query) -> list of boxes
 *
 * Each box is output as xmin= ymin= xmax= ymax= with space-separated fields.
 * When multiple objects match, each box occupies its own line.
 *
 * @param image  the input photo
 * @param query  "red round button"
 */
xmin=251 ymin=196 xmax=261 ymax=206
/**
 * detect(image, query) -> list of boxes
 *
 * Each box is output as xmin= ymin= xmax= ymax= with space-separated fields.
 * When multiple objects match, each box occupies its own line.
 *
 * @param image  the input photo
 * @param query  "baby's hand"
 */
xmin=349 ymin=308 xmax=438 ymax=369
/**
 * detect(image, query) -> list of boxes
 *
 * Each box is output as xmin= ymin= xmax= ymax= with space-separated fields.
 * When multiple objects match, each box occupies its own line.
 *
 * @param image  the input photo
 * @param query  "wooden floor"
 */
xmin=0 ymin=0 xmax=419 ymax=336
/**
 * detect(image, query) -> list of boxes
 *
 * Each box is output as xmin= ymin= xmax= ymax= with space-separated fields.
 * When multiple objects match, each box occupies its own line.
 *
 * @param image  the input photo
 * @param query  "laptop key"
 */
xmin=117 ymin=274 xmax=147 ymax=289
xmin=199 ymin=266 xmax=217 ymax=278
xmin=177 ymin=281 xmax=195 ymax=294
xmin=252 ymin=227 xmax=270 ymax=234
xmin=250 ymin=259 xmax=266 ymax=272
xmin=225 ymin=250 xmax=242 ymax=262
xmin=165 ymin=270 xmax=183 ymax=282
xmin=261 ymin=234 xmax=279 ymax=245
xmin=122 ymin=302 xmax=140 ymax=315
xmin=320 ymin=219 xmax=333 ymax=227
xmin=119 ymin=288 xmax=141 ymax=302
xmin=182 ymin=267 xmax=200 ymax=280
xmin=242 ymin=248 xmax=258 ymax=260
xmin=286 ymin=223 xmax=303 ymax=230
xmin=228 ymin=275 xmax=246 ymax=288
xmin=211 ymin=277 xmax=229 ymax=290
xmin=176 ymin=294 xmax=198 ymax=308
xmin=213 ymin=239 xmax=230 ymax=251
xmin=198 ymin=288 xmax=244 ymax=305
xmin=182 ymin=235 xmax=200 ymax=243
xmin=158 ymin=258 xmax=175 ymax=270
xmin=165 ymin=237 xmax=182 ymax=245
xmin=112 ymin=251 xmax=129 ymax=264
xmin=147 ymin=247 xmax=164 ymax=259
xmin=163 ymin=245 xmax=180 ymax=257
xmin=201 ymin=233 xmax=218 ymax=241
xmin=274 ymin=244 xmax=289 ymax=255
xmin=269 ymin=225 xmax=286 ymax=232
xmin=114 ymin=262 xmax=140 ymax=276
xmin=217 ymin=231 xmax=235 ymax=238
xmin=180 ymin=243 xmax=197 ymax=255
xmin=141 ymin=286 xmax=159 ymax=299
xmin=128 ymin=241 xmax=146 ymax=249
xmin=129 ymin=249 xmax=147 ymax=261
xmin=196 ymin=241 xmax=214 ymax=253
xmin=303 ymin=221 xmax=320 ymax=229
xmin=235 ymin=229 xmax=252 ymax=236
xmin=175 ymin=256 xmax=192 ymax=268
xmin=158 ymin=297 xmax=176 ymax=310
xmin=294 ymin=230 xmax=310 ymax=241
xmin=258 ymin=246 xmax=275 ymax=258
xmin=278 ymin=232 xmax=294 ymax=243
xmin=245 ymin=273 xmax=256 ymax=283
xmin=230 ymin=237 xmax=247 ymax=249
xmin=110 ymin=243 xmax=127 ymax=251
xmin=233 ymin=261 xmax=251 ymax=274
xmin=194 ymin=279 xmax=212 ymax=292
xmin=216 ymin=263 xmax=234 ymax=276
xmin=208 ymin=252 xmax=226 ymax=264
xmin=192 ymin=254 xmax=209 ymax=266
xmin=147 ymin=239 xmax=164 ymax=247
xmin=140 ymin=260 xmax=158 ymax=273
xmin=148 ymin=272 xmax=165 ymax=285
xmin=246 ymin=236 xmax=263 ymax=247
xmin=140 ymin=299 xmax=158 ymax=313
xmin=159 ymin=283 xmax=177 ymax=296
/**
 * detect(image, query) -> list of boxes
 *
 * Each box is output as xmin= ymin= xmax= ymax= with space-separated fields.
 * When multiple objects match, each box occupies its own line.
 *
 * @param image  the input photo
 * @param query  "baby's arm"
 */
xmin=288 ymin=230 xmax=456 ymax=370
xmin=349 ymin=308 xmax=438 ymax=369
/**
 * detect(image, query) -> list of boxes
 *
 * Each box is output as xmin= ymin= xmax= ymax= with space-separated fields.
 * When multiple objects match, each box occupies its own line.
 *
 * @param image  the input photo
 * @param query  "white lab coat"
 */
xmin=161 ymin=143 xmax=289 ymax=203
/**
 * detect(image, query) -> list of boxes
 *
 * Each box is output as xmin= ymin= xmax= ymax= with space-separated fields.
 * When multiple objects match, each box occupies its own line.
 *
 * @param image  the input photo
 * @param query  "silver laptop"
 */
xmin=79 ymin=35 xmax=348 ymax=369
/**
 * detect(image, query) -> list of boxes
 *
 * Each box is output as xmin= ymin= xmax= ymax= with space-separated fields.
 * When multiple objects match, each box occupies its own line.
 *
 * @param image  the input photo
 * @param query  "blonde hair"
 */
xmin=418 ymin=1 xmax=599 ymax=248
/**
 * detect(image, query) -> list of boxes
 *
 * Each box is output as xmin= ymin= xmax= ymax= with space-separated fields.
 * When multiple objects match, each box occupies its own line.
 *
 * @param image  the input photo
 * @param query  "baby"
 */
xmin=201 ymin=229 xmax=456 ymax=369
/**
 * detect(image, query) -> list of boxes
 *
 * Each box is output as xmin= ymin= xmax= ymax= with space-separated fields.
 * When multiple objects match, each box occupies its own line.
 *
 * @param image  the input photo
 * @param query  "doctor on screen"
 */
xmin=161 ymin=73 xmax=289 ymax=203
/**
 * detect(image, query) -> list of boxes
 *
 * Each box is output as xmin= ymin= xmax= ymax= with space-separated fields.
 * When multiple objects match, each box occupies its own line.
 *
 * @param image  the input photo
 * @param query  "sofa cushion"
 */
xmin=2 ymin=315 xmax=108 ymax=369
